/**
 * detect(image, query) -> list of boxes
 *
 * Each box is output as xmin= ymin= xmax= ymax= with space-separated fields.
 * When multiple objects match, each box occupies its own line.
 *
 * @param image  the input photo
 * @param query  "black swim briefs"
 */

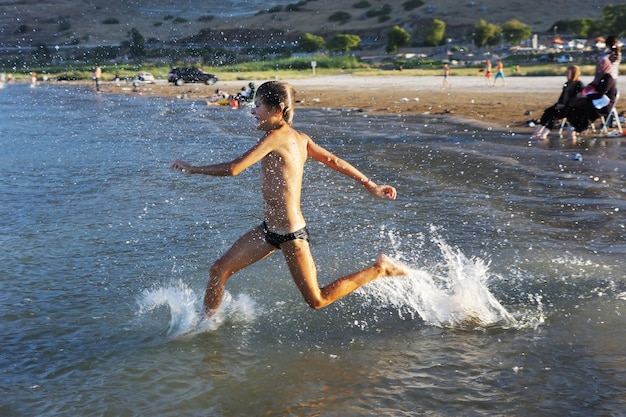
xmin=262 ymin=221 xmax=309 ymax=249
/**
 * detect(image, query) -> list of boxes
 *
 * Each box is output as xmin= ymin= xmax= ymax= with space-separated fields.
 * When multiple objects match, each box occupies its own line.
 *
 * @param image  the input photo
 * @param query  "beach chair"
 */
xmin=558 ymin=117 xmax=595 ymax=137
xmin=599 ymin=93 xmax=622 ymax=136
xmin=559 ymin=93 xmax=621 ymax=137
xmin=558 ymin=118 xmax=570 ymax=137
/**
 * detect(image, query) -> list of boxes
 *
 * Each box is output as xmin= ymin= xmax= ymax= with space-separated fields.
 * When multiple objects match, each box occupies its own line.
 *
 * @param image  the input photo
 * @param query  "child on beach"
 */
xmin=171 ymin=80 xmax=408 ymax=316
xmin=484 ymin=60 xmax=492 ymax=85
xmin=493 ymin=60 xmax=505 ymax=87
xmin=442 ymin=62 xmax=451 ymax=89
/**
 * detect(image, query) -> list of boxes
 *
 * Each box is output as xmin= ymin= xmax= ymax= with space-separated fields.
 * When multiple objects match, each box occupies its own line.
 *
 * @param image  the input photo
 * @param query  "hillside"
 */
xmin=0 ymin=0 xmax=615 ymax=49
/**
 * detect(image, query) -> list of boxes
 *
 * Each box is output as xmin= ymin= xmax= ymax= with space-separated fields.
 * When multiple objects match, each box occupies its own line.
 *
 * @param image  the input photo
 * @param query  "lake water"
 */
xmin=1 ymin=82 xmax=625 ymax=416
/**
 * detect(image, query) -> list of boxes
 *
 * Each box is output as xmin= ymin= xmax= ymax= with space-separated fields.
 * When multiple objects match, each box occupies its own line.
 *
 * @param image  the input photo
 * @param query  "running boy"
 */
xmin=171 ymin=81 xmax=408 ymax=316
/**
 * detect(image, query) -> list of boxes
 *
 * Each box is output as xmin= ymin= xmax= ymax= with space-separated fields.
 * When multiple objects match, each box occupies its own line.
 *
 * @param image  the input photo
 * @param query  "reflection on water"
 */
xmin=0 ymin=84 xmax=624 ymax=416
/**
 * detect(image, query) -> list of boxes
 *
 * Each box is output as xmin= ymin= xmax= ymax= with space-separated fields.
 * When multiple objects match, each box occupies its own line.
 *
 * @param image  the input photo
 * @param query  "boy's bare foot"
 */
xmin=376 ymin=254 xmax=410 ymax=277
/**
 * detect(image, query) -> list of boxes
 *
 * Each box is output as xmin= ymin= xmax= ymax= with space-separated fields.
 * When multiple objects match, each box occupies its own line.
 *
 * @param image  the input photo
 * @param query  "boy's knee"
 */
xmin=209 ymin=263 xmax=221 ymax=278
xmin=209 ymin=262 xmax=230 ymax=283
xmin=304 ymin=296 xmax=327 ymax=310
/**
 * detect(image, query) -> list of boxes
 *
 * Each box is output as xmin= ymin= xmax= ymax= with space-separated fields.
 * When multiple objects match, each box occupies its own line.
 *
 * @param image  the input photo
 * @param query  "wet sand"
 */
xmin=101 ymin=75 xmax=624 ymax=133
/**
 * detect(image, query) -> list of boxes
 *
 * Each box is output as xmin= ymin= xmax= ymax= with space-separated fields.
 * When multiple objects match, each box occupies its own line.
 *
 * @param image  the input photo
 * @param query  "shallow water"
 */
xmin=1 ymin=83 xmax=625 ymax=416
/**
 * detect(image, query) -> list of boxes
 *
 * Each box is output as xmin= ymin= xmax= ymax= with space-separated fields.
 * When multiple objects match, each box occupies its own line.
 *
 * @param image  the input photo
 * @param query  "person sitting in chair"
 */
xmin=565 ymin=56 xmax=617 ymax=141
xmin=235 ymin=82 xmax=256 ymax=105
xmin=531 ymin=65 xmax=583 ymax=140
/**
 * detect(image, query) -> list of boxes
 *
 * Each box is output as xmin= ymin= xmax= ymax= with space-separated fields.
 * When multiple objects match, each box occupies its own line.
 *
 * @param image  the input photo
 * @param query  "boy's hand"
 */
xmin=366 ymin=183 xmax=397 ymax=200
xmin=171 ymin=160 xmax=192 ymax=173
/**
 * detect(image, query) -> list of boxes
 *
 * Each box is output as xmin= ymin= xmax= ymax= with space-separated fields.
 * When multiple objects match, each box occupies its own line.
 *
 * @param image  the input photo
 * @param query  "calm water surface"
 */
xmin=1 ymin=83 xmax=625 ymax=416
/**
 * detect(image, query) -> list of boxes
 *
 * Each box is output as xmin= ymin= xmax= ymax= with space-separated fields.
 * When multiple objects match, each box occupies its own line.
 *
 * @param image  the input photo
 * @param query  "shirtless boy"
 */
xmin=171 ymin=81 xmax=408 ymax=316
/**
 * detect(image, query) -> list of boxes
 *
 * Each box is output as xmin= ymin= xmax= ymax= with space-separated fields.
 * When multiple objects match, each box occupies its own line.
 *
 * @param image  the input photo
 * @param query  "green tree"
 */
xmin=299 ymin=33 xmax=325 ymax=52
xmin=567 ymin=18 xmax=600 ymax=38
xmin=552 ymin=17 xmax=603 ymax=38
xmin=386 ymin=25 xmax=410 ymax=53
xmin=327 ymin=34 xmax=361 ymax=53
xmin=501 ymin=19 xmax=531 ymax=45
xmin=602 ymin=4 xmax=626 ymax=36
xmin=487 ymin=26 xmax=502 ymax=47
xmin=424 ymin=18 xmax=446 ymax=46
xmin=472 ymin=20 xmax=500 ymax=48
xmin=128 ymin=28 xmax=145 ymax=60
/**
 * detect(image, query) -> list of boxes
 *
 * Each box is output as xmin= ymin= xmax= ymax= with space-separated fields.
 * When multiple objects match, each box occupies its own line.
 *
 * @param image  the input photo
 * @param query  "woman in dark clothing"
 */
xmin=566 ymin=57 xmax=617 ymax=141
xmin=531 ymin=65 xmax=583 ymax=139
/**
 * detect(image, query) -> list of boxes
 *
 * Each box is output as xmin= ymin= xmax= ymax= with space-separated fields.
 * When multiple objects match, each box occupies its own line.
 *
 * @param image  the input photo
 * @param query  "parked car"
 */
xmin=132 ymin=71 xmax=155 ymax=86
xmin=167 ymin=68 xmax=218 ymax=86
xmin=137 ymin=71 xmax=155 ymax=82
xmin=556 ymin=54 xmax=573 ymax=63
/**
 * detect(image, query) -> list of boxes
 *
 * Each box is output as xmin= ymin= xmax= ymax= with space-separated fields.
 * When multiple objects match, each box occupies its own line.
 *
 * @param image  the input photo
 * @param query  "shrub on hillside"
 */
xmin=328 ymin=11 xmax=351 ymax=24
xmin=365 ymin=4 xmax=392 ymax=18
xmin=402 ymin=0 xmax=424 ymax=11
xmin=58 ymin=19 xmax=71 ymax=32
xmin=353 ymin=1 xmax=371 ymax=8
xmin=286 ymin=1 xmax=308 ymax=11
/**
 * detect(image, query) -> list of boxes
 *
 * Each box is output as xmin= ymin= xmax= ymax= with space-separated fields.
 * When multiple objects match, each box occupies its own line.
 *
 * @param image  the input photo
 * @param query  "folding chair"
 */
xmin=560 ymin=93 xmax=621 ymax=137
xmin=600 ymin=92 xmax=623 ymax=136
xmin=558 ymin=117 xmax=595 ymax=137
xmin=558 ymin=118 xmax=569 ymax=137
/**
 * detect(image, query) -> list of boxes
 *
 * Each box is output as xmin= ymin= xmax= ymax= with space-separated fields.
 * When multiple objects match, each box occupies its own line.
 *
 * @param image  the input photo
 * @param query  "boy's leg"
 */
xmin=204 ymin=225 xmax=275 ymax=315
xmin=281 ymin=239 xmax=408 ymax=309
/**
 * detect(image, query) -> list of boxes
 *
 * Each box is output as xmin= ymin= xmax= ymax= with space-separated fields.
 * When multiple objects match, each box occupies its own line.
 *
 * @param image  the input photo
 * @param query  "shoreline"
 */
xmin=98 ymin=75 xmax=566 ymax=133
xmin=53 ymin=75 xmax=625 ymax=134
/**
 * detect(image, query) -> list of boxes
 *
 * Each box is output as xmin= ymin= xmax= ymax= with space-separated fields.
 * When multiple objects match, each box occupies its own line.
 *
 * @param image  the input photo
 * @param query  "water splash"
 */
xmin=136 ymin=280 xmax=258 ymax=337
xmin=361 ymin=234 xmax=520 ymax=330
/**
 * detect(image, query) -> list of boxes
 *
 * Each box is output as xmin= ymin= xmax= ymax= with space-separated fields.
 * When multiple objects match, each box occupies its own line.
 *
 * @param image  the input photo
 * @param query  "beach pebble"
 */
xmin=572 ymin=153 xmax=582 ymax=161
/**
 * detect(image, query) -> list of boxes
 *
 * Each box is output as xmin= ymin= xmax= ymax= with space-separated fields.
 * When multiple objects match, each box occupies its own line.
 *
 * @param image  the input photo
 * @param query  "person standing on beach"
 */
xmin=171 ymin=80 xmax=408 ymax=316
xmin=493 ymin=60 xmax=505 ymax=87
xmin=93 ymin=65 xmax=102 ymax=92
xmin=600 ymin=35 xmax=620 ymax=82
xmin=484 ymin=60 xmax=492 ymax=85
xmin=442 ymin=62 xmax=451 ymax=89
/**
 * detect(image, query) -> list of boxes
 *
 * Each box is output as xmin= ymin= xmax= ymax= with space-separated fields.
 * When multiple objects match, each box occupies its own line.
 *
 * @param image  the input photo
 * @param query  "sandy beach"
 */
xmin=100 ymin=74 xmax=625 ymax=133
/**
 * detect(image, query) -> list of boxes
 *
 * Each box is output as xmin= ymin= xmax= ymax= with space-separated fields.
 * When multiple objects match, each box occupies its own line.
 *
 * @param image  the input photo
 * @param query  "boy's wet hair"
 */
xmin=256 ymin=81 xmax=295 ymax=126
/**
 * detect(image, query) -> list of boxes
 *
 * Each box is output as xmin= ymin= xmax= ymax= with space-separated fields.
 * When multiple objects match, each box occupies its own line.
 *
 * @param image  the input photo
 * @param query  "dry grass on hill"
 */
xmin=0 ymin=0 xmax=615 ymax=47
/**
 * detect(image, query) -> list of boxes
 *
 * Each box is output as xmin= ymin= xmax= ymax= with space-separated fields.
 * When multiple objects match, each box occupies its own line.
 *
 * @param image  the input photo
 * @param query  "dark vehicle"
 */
xmin=167 ymin=67 xmax=218 ymax=86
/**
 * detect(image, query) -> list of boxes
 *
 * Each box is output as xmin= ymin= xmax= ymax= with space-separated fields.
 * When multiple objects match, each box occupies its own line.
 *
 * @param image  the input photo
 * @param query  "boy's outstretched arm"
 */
xmin=170 ymin=159 xmax=234 ymax=176
xmin=171 ymin=132 xmax=279 ymax=176
xmin=306 ymin=137 xmax=397 ymax=200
